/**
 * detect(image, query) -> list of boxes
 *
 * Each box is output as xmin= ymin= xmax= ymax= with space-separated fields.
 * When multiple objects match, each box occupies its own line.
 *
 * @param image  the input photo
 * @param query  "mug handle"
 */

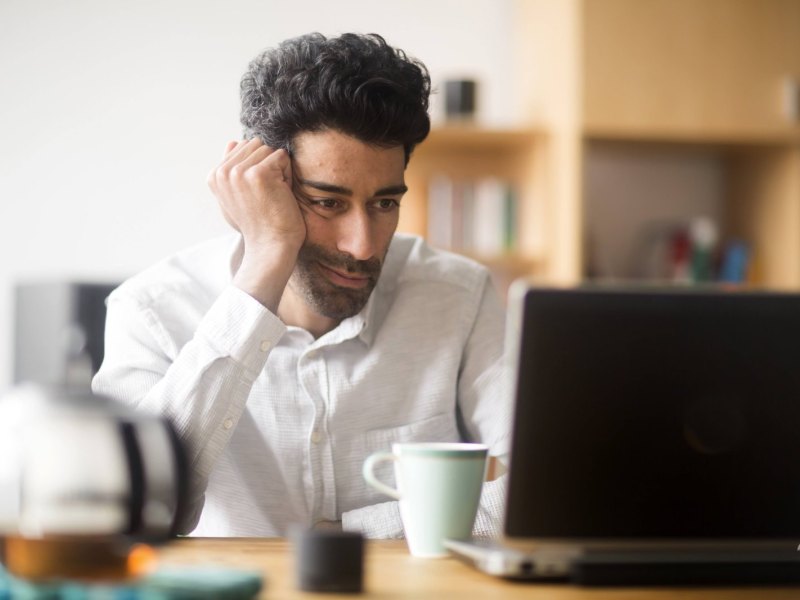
xmin=362 ymin=452 xmax=401 ymax=500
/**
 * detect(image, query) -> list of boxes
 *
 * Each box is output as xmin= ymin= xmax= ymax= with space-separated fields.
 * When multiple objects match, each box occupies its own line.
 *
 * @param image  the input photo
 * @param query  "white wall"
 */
xmin=0 ymin=0 xmax=518 ymax=389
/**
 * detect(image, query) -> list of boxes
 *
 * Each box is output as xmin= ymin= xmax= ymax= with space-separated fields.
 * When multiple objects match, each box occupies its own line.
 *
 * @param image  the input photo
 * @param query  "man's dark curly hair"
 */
xmin=240 ymin=32 xmax=431 ymax=165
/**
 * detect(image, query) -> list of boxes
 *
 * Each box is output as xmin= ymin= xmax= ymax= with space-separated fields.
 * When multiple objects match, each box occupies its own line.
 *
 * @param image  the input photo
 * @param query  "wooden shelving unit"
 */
xmin=513 ymin=0 xmax=800 ymax=288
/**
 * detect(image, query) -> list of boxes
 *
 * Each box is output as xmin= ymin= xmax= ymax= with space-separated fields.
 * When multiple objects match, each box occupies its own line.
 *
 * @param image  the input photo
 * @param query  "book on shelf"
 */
xmin=427 ymin=176 xmax=453 ymax=250
xmin=427 ymin=175 xmax=518 ymax=256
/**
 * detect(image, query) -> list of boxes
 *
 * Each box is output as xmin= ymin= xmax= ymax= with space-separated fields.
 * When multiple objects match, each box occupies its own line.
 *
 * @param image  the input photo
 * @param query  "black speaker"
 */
xmin=14 ymin=282 xmax=119 ymax=386
xmin=444 ymin=79 xmax=477 ymax=121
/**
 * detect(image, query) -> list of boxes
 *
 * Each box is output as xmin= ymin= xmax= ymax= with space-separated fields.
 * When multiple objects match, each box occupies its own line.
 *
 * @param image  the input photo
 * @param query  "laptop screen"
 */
xmin=506 ymin=286 xmax=800 ymax=540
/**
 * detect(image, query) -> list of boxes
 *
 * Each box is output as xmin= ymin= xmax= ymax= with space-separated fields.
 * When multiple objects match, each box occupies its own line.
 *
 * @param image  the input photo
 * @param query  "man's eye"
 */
xmin=375 ymin=199 xmax=400 ymax=210
xmin=313 ymin=198 xmax=340 ymax=210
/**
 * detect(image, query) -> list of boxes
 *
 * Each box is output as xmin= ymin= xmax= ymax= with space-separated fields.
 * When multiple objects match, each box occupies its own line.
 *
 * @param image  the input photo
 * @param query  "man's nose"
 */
xmin=336 ymin=208 xmax=377 ymax=261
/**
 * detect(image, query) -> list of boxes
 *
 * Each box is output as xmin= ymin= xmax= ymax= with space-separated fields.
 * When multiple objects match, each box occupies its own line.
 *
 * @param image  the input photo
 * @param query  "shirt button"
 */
xmin=307 ymin=349 xmax=319 ymax=359
xmin=223 ymin=418 xmax=234 ymax=430
xmin=259 ymin=340 xmax=271 ymax=352
xmin=311 ymin=431 xmax=322 ymax=444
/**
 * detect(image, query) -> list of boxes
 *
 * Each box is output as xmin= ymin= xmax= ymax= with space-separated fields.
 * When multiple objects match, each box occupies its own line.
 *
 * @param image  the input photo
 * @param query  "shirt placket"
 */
xmin=298 ymin=344 xmax=337 ymax=525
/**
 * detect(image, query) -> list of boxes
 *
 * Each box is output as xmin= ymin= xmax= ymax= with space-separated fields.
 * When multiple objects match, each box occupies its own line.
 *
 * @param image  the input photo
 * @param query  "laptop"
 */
xmin=446 ymin=283 xmax=800 ymax=585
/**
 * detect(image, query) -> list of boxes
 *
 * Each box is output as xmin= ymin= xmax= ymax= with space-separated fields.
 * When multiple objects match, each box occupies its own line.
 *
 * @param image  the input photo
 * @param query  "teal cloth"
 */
xmin=0 ymin=564 xmax=262 ymax=599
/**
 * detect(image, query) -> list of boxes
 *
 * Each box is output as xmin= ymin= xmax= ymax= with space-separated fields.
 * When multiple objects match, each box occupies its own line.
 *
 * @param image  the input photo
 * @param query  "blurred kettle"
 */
xmin=0 ymin=383 xmax=187 ymax=578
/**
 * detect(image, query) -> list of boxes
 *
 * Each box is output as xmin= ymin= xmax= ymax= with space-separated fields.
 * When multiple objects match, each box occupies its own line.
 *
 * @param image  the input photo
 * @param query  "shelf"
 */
xmin=583 ymin=126 xmax=800 ymax=148
xmin=460 ymin=252 xmax=539 ymax=273
xmin=415 ymin=126 xmax=545 ymax=154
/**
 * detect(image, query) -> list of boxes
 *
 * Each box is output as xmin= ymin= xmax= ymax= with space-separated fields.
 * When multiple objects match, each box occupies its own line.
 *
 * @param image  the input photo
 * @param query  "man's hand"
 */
xmin=207 ymin=138 xmax=306 ymax=311
xmin=486 ymin=456 xmax=507 ymax=481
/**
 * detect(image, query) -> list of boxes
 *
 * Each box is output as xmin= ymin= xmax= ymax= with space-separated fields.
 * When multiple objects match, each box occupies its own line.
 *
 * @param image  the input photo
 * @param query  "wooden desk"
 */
xmin=156 ymin=538 xmax=800 ymax=599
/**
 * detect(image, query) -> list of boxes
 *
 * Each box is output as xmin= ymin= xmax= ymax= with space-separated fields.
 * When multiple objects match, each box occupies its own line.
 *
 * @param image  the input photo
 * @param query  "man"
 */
xmin=93 ymin=32 xmax=510 ymax=538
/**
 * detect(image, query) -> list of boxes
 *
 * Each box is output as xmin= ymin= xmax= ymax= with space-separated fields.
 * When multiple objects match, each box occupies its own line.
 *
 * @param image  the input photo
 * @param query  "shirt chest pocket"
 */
xmin=362 ymin=412 xmax=460 ymax=490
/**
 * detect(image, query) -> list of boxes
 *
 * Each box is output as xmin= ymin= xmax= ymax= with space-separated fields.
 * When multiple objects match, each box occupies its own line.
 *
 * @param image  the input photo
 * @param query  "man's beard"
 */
xmin=288 ymin=242 xmax=384 ymax=321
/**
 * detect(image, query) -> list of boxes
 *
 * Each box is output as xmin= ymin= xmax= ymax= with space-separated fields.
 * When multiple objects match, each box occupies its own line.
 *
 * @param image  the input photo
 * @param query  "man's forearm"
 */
xmin=93 ymin=285 xmax=287 ymax=532
xmin=473 ymin=475 xmax=507 ymax=538
xmin=341 ymin=475 xmax=507 ymax=539
xmin=341 ymin=499 xmax=404 ymax=539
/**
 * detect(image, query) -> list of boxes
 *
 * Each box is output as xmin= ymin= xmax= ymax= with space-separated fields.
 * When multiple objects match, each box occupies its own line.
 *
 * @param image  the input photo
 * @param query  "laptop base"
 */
xmin=573 ymin=551 xmax=800 ymax=586
xmin=445 ymin=539 xmax=800 ymax=586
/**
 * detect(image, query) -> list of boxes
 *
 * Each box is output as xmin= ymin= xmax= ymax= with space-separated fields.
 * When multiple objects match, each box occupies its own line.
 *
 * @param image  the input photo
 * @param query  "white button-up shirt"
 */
xmin=93 ymin=233 xmax=511 ymax=538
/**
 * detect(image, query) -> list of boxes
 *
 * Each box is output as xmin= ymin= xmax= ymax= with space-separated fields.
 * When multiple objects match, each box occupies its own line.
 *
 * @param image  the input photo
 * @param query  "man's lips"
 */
xmin=318 ymin=262 xmax=371 ymax=288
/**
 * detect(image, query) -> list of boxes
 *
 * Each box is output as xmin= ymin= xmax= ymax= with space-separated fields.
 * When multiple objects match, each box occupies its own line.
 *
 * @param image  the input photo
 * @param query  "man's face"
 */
xmin=288 ymin=129 xmax=407 ymax=321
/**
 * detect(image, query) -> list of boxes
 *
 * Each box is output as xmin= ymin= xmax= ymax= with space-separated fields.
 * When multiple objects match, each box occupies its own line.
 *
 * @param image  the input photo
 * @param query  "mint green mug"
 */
xmin=363 ymin=443 xmax=488 ymax=557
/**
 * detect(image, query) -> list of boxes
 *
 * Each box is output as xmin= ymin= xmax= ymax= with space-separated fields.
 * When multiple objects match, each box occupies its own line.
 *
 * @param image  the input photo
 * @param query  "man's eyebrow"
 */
xmin=299 ymin=179 xmax=352 ymax=196
xmin=374 ymin=184 xmax=408 ymax=196
xmin=298 ymin=179 xmax=408 ymax=197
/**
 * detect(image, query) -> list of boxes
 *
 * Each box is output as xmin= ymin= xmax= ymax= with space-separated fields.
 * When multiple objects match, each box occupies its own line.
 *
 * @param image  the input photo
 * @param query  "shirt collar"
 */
xmin=311 ymin=282 xmax=382 ymax=348
xmin=353 ymin=234 xmax=406 ymax=347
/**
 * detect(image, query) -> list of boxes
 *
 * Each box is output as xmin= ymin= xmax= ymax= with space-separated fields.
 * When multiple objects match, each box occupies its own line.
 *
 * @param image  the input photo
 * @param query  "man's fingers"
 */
xmin=222 ymin=140 xmax=239 ymax=158
xmin=219 ymin=138 xmax=274 ymax=175
xmin=227 ymin=137 xmax=263 ymax=162
xmin=232 ymin=143 xmax=275 ymax=177
xmin=208 ymin=140 xmax=278 ymax=197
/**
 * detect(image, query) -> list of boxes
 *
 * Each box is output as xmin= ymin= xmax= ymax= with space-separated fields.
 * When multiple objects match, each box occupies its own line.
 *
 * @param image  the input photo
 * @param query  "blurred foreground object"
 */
xmin=0 ymin=384 xmax=187 ymax=581
xmin=293 ymin=529 xmax=364 ymax=593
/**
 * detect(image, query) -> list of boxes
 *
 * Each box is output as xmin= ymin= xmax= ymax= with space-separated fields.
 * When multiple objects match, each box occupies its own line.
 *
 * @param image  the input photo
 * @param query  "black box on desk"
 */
xmin=14 ymin=281 xmax=119 ymax=386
